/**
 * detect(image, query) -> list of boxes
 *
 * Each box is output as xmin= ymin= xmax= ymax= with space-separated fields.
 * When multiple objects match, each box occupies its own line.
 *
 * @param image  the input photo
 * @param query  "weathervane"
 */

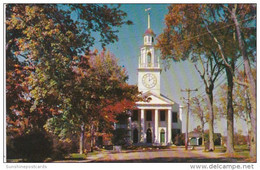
xmin=145 ymin=8 xmax=151 ymax=12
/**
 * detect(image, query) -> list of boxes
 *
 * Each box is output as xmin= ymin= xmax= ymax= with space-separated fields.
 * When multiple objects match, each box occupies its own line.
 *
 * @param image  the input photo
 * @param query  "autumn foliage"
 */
xmin=6 ymin=4 xmax=137 ymax=161
xmin=156 ymin=4 xmax=256 ymax=157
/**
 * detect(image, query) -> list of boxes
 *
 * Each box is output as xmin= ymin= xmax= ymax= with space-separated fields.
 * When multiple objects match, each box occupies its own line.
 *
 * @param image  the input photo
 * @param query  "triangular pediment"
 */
xmin=136 ymin=91 xmax=174 ymax=105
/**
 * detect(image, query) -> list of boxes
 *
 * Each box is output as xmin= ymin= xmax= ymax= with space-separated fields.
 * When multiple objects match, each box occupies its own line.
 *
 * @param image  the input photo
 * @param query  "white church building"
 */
xmin=124 ymin=12 xmax=183 ymax=145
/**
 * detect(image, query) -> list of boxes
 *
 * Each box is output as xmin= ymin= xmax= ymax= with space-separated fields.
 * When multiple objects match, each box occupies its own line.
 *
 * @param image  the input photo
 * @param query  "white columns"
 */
xmin=140 ymin=109 xmax=145 ymax=143
xmin=179 ymin=106 xmax=183 ymax=122
xmin=167 ymin=109 xmax=172 ymax=144
xmin=154 ymin=109 xmax=158 ymax=143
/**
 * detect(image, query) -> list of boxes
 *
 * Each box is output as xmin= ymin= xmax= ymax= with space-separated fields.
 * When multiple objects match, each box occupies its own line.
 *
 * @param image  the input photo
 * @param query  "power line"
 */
xmin=156 ymin=16 xmax=256 ymax=47
xmin=214 ymin=60 xmax=244 ymax=90
xmin=94 ymin=15 xmax=256 ymax=48
xmin=193 ymin=60 xmax=244 ymax=102
xmin=111 ymin=15 xmax=256 ymax=46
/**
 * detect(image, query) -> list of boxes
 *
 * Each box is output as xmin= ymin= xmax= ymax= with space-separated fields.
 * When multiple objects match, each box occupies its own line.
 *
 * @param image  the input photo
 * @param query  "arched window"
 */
xmin=147 ymin=52 xmax=152 ymax=67
xmin=144 ymin=36 xmax=148 ymax=44
xmin=160 ymin=129 xmax=165 ymax=143
xmin=152 ymin=37 xmax=154 ymax=43
xmin=146 ymin=128 xmax=152 ymax=143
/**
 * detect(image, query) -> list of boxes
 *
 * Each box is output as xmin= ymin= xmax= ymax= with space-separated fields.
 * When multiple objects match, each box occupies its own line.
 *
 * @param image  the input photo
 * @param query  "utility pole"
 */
xmin=181 ymin=88 xmax=198 ymax=150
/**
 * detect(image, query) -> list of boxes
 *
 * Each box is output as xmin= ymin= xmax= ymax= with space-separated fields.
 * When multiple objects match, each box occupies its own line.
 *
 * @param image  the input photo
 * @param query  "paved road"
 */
xmin=82 ymin=147 xmax=246 ymax=163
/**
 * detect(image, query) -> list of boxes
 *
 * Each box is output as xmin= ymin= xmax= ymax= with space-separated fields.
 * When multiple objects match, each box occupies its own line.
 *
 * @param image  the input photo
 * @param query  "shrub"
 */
xmin=13 ymin=130 xmax=52 ymax=162
xmin=49 ymin=133 xmax=78 ymax=160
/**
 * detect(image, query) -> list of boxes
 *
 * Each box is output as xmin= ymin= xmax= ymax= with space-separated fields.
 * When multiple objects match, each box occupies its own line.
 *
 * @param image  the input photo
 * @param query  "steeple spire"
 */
xmin=145 ymin=8 xmax=151 ymax=29
xmin=148 ymin=12 xmax=150 ymax=29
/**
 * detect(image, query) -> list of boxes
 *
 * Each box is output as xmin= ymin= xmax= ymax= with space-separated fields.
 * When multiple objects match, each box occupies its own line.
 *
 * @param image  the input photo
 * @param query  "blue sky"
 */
xmin=66 ymin=3 xmax=250 ymax=135
xmin=90 ymin=4 xmax=208 ymax=132
xmin=87 ymin=4 xmax=250 ymax=136
xmin=92 ymin=4 xmax=202 ymax=104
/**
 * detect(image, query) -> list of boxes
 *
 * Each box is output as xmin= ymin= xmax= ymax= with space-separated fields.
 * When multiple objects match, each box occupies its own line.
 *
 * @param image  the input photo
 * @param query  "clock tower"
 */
xmin=129 ymin=10 xmax=182 ymax=146
xmin=138 ymin=12 xmax=161 ymax=95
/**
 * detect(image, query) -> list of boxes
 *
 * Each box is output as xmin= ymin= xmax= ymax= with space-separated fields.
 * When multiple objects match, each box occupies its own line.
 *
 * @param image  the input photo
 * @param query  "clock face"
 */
xmin=142 ymin=73 xmax=157 ymax=88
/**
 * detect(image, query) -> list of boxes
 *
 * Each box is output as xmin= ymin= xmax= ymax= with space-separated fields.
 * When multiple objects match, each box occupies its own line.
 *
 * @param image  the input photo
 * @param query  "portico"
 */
xmin=128 ymin=91 xmax=178 ymax=145
xmin=138 ymin=107 xmax=172 ymax=144
xmin=127 ymin=11 xmax=182 ymax=146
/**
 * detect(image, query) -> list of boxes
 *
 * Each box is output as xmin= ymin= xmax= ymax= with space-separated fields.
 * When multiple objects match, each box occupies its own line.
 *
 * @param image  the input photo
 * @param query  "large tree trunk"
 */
xmin=225 ymin=66 xmax=235 ymax=154
xmin=206 ymin=89 xmax=214 ymax=151
xmin=230 ymin=8 xmax=256 ymax=158
xmin=79 ymin=122 xmax=85 ymax=154
xmin=245 ymin=48 xmax=256 ymax=158
xmin=245 ymin=90 xmax=252 ymax=148
xmin=246 ymin=118 xmax=252 ymax=147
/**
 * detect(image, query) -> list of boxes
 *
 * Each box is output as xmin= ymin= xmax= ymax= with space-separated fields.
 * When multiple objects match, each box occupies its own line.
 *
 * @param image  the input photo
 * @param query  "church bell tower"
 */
xmin=138 ymin=11 xmax=162 ymax=95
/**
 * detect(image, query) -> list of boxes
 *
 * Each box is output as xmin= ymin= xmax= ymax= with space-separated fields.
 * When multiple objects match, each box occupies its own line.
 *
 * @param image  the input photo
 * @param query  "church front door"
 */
xmin=146 ymin=128 xmax=152 ymax=143
xmin=160 ymin=129 xmax=165 ymax=144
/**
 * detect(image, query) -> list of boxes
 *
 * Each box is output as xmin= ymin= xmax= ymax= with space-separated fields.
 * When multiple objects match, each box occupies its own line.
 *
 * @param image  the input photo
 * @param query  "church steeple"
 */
xmin=143 ymin=11 xmax=155 ymax=46
xmin=138 ymin=8 xmax=161 ymax=95
xmin=139 ymin=10 xmax=159 ymax=69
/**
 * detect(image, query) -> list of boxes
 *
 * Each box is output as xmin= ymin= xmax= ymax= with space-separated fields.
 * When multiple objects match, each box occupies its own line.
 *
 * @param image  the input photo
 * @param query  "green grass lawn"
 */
xmin=67 ymin=153 xmax=87 ymax=160
xmin=234 ymin=145 xmax=250 ymax=157
xmin=214 ymin=145 xmax=250 ymax=158
xmin=214 ymin=146 xmax=226 ymax=153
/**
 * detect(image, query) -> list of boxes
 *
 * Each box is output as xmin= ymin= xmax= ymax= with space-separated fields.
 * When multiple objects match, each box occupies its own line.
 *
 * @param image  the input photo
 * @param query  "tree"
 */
xmin=192 ymin=55 xmax=224 ymax=151
xmin=202 ymin=4 xmax=255 ymax=156
xmin=216 ymin=68 xmax=256 ymax=149
xmin=156 ymin=4 xmax=255 ymax=155
xmin=6 ymin=4 xmax=134 ymax=157
xmin=84 ymin=50 xmax=140 ymax=152
xmin=233 ymin=71 xmax=253 ymax=148
xmin=156 ymin=4 xmax=226 ymax=151
xmin=45 ymin=50 xmax=139 ymax=153
xmin=190 ymin=96 xmax=207 ymax=146
xmin=221 ymin=4 xmax=256 ymax=157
